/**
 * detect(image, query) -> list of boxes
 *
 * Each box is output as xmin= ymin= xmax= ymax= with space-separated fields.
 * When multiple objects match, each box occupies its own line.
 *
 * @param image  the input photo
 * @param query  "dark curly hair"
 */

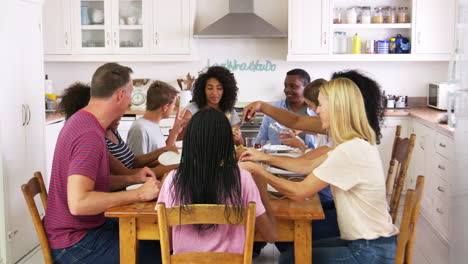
xmin=331 ymin=70 xmax=384 ymax=144
xmin=192 ymin=66 xmax=238 ymax=112
xmin=57 ymin=82 xmax=91 ymax=120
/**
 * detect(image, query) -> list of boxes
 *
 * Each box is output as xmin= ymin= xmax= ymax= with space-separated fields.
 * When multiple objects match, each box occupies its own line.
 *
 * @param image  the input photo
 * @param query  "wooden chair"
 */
xmin=21 ymin=171 xmax=52 ymax=264
xmin=395 ymin=175 xmax=425 ymax=264
xmin=386 ymin=125 xmax=416 ymax=223
xmin=157 ymin=202 xmax=256 ymax=264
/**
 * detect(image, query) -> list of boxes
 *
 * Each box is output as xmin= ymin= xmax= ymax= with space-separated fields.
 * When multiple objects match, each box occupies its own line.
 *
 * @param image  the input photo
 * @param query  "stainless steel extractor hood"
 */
xmin=194 ymin=0 xmax=286 ymax=39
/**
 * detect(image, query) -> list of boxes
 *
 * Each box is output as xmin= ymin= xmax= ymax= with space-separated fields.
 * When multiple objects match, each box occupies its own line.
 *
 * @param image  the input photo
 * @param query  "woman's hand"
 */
xmin=280 ymin=136 xmax=308 ymax=153
xmin=241 ymin=101 xmax=264 ymax=123
xmin=161 ymin=145 xmax=179 ymax=154
xmin=238 ymin=161 xmax=265 ymax=175
xmin=239 ymin=148 xmax=269 ymax=163
xmin=133 ymin=166 xmax=156 ymax=183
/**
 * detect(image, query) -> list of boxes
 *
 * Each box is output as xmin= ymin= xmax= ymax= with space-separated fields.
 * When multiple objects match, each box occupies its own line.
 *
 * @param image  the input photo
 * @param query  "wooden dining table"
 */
xmin=105 ymin=193 xmax=324 ymax=264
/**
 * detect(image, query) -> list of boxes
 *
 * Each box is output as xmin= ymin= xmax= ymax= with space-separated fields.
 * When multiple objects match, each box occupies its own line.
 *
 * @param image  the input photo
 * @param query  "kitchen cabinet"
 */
xmin=287 ymin=0 xmax=455 ymax=61
xmin=413 ymin=0 xmax=456 ymax=54
xmin=409 ymin=119 xmax=453 ymax=244
xmin=1 ymin=0 xmax=46 ymax=263
xmin=71 ymin=0 xmax=151 ymax=54
xmin=377 ymin=117 xmax=409 ymax=188
xmin=43 ymin=0 xmax=72 ymax=54
xmin=45 ymin=119 xmax=65 ymax=188
xmin=44 ymin=0 xmax=196 ymax=61
xmin=288 ymin=0 xmax=330 ymax=55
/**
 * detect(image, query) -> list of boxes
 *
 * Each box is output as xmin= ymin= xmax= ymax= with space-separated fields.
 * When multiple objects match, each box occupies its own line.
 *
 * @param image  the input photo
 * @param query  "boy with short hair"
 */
xmin=127 ymin=80 xmax=185 ymax=155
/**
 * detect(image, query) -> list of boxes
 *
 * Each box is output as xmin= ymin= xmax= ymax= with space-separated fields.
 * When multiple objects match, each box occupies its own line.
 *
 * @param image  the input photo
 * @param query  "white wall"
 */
xmin=45 ymin=0 xmax=449 ymax=102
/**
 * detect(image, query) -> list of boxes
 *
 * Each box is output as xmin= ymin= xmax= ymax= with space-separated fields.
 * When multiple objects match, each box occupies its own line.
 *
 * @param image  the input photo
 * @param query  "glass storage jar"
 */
xmin=333 ymin=31 xmax=348 ymax=54
xmin=372 ymin=7 xmax=384 ymax=23
xmin=333 ymin=8 xmax=343 ymax=24
xmin=361 ymin=6 xmax=371 ymax=24
xmin=383 ymin=6 xmax=397 ymax=23
xmin=397 ymin=7 xmax=410 ymax=23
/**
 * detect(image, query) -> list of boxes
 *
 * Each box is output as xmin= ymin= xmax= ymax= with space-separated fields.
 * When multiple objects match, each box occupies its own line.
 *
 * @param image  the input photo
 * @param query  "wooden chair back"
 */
xmin=157 ymin=202 xmax=256 ymax=264
xmin=395 ymin=176 xmax=425 ymax=264
xmin=21 ymin=171 xmax=52 ymax=264
xmin=386 ymin=125 xmax=416 ymax=223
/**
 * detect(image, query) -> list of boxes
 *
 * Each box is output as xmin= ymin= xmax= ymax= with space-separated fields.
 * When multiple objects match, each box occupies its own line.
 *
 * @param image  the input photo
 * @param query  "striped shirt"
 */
xmin=44 ymin=110 xmax=110 ymax=249
xmin=106 ymin=130 xmax=135 ymax=169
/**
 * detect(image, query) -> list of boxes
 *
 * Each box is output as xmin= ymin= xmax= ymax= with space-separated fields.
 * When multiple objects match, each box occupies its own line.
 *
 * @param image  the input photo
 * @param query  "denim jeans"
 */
xmin=278 ymin=235 xmax=397 ymax=264
xmin=50 ymin=219 xmax=161 ymax=264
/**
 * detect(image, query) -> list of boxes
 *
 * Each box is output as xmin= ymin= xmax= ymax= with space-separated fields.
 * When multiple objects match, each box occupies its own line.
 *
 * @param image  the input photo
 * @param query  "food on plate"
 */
xmin=236 ymin=144 xmax=245 ymax=150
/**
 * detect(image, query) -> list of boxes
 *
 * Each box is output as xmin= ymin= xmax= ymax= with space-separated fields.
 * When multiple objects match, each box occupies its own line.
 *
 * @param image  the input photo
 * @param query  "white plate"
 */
xmin=263 ymin=145 xmax=294 ymax=153
xmin=271 ymin=152 xmax=302 ymax=158
xmin=126 ymin=183 xmax=143 ymax=191
xmin=158 ymin=151 xmax=181 ymax=166
xmin=175 ymin=141 xmax=183 ymax=148
xmin=267 ymin=184 xmax=279 ymax=193
xmin=266 ymin=166 xmax=305 ymax=177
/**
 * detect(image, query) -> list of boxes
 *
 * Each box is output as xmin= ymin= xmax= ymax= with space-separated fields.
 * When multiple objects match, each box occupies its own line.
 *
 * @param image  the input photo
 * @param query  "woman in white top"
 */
xmin=239 ymin=78 xmax=398 ymax=264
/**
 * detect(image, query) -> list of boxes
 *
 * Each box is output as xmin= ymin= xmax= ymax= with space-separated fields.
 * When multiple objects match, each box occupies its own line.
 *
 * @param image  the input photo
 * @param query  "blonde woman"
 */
xmin=239 ymin=78 xmax=398 ymax=263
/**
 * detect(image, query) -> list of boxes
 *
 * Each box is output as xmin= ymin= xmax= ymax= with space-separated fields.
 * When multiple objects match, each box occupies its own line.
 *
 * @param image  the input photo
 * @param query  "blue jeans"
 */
xmin=279 ymin=235 xmax=397 ymax=264
xmin=50 ymin=219 xmax=161 ymax=264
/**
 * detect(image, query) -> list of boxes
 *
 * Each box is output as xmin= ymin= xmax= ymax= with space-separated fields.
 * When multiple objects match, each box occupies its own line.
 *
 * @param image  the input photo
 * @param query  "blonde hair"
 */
xmin=320 ymin=78 xmax=376 ymax=145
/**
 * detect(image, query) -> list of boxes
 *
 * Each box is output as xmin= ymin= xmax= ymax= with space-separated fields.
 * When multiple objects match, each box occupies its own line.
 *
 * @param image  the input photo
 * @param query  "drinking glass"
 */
xmin=245 ymin=137 xmax=255 ymax=148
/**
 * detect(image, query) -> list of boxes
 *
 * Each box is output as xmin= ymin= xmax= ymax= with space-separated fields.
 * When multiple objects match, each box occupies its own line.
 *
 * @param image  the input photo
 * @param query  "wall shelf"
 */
xmin=332 ymin=23 xmax=412 ymax=30
xmin=287 ymin=53 xmax=451 ymax=62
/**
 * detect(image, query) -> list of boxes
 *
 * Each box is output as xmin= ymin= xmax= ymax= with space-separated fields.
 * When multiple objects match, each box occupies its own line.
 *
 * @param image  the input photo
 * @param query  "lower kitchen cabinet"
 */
xmin=410 ymin=119 xmax=453 ymax=244
xmin=45 ymin=119 xmax=65 ymax=188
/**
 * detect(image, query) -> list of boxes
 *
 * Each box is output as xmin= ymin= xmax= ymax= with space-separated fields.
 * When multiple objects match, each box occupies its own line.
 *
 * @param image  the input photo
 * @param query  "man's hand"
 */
xmin=239 ymin=148 xmax=269 ymax=163
xmin=136 ymin=177 xmax=161 ymax=202
xmin=133 ymin=167 xmax=156 ymax=183
xmin=171 ymin=107 xmax=188 ymax=135
xmin=241 ymin=101 xmax=263 ymax=123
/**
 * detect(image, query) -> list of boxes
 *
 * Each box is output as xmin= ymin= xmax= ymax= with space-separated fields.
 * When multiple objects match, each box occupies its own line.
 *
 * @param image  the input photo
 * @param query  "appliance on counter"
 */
xmin=448 ymin=1 xmax=468 ymax=262
xmin=427 ymin=82 xmax=456 ymax=110
xmin=130 ymin=79 xmax=151 ymax=110
xmin=234 ymin=107 xmax=264 ymax=142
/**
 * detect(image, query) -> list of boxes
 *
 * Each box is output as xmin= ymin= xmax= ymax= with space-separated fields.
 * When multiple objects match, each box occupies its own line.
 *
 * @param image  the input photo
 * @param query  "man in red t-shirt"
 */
xmin=44 ymin=63 xmax=162 ymax=264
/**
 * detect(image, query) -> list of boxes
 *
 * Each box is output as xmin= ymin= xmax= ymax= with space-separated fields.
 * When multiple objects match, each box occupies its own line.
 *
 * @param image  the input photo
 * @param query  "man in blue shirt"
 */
xmin=255 ymin=69 xmax=316 ymax=149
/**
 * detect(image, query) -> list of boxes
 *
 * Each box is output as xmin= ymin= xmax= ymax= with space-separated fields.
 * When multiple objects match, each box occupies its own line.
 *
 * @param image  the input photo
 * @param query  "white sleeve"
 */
xmin=313 ymin=147 xmax=360 ymax=191
xmin=127 ymin=122 xmax=148 ymax=156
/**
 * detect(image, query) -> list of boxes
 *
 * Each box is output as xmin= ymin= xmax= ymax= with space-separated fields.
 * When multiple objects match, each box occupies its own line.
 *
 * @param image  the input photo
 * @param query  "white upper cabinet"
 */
xmin=151 ymin=0 xmax=191 ymax=54
xmin=43 ymin=0 xmax=72 ymax=54
xmin=413 ymin=0 xmax=456 ymax=54
xmin=44 ymin=0 xmax=195 ymax=61
xmin=288 ymin=0 xmax=456 ymax=61
xmin=288 ymin=0 xmax=330 ymax=56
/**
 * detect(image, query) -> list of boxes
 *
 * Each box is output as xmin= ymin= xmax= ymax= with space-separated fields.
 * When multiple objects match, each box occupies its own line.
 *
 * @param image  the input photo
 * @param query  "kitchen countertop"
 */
xmin=384 ymin=107 xmax=453 ymax=137
xmin=46 ymin=107 xmax=453 ymax=137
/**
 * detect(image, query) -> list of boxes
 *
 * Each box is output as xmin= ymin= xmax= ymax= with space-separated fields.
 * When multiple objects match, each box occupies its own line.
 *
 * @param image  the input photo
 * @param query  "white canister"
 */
xmin=346 ymin=7 xmax=358 ymax=24
xmin=179 ymin=90 xmax=192 ymax=109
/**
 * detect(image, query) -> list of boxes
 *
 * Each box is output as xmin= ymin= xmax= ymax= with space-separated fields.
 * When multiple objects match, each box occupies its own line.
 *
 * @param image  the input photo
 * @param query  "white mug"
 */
xmin=127 ymin=16 xmax=137 ymax=25
xmin=119 ymin=18 xmax=126 ymax=25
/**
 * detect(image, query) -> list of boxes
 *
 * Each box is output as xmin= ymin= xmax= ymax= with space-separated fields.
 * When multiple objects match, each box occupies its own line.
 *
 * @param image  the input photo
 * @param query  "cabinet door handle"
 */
xmin=106 ymin=32 xmax=110 ymax=46
xmin=22 ymin=104 xmax=26 ymax=126
xmin=323 ymin=32 xmax=327 ymax=46
xmin=438 ymin=164 xmax=446 ymax=170
xmin=114 ymin=32 xmax=118 ymax=46
xmin=439 ymin=142 xmax=446 ymax=148
xmin=64 ymin=32 xmax=68 ymax=46
xmin=436 ymin=208 xmax=444 ymax=214
xmin=417 ymin=32 xmax=421 ymax=44
xmin=26 ymin=104 xmax=31 ymax=125
xmin=154 ymin=32 xmax=158 ymax=46
xmin=437 ymin=186 xmax=445 ymax=192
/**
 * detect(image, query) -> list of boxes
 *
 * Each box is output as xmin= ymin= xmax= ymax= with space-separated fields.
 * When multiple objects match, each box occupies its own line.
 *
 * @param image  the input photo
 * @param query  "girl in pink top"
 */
xmin=157 ymin=108 xmax=277 ymax=254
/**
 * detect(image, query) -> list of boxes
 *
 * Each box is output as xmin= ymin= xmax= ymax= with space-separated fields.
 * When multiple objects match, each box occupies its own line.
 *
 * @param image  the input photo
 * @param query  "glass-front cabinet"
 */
xmin=73 ymin=0 xmax=149 ymax=54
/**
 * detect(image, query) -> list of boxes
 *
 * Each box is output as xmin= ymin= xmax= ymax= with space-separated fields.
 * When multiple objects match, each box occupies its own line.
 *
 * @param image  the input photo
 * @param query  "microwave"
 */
xmin=428 ymin=82 xmax=455 ymax=110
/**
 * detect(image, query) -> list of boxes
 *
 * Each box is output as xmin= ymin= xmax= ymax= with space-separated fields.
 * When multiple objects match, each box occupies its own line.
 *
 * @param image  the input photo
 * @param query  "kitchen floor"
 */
xmin=18 ymin=200 xmax=448 ymax=264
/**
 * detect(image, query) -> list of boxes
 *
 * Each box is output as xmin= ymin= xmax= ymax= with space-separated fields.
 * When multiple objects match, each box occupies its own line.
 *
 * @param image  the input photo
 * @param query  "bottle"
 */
xmin=389 ymin=38 xmax=396 ymax=53
xmin=333 ymin=32 xmax=347 ymax=54
xmin=45 ymin=75 xmax=56 ymax=101
xmin=373 ymin=7 xmax=384 ymax=23
xmin=346 ymin=7 xmax=358 ymax=24
xmin=333 ymin=8 xmax=342 ymax=24
xmin=352 ymin=33 xmax=361 ymax=54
